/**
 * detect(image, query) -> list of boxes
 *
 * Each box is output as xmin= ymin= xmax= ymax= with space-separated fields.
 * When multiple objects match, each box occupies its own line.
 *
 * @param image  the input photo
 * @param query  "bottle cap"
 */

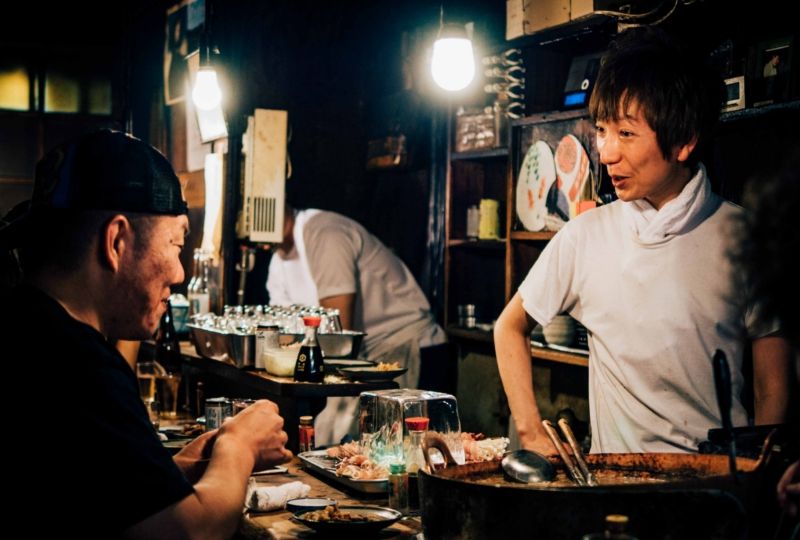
xmin=389 ymin=463 xmax=406 ymax=474
xmin=404 ymin=416 xmax=430 ymax=431
xmin=302 ymin=316 xmax=321 ymax=327
xmin=299 ymin=415 xmax=313 ymax=425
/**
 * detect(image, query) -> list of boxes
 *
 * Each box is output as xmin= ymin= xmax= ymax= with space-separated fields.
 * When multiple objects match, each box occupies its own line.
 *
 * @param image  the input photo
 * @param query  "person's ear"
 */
xmin=674 ymin=136 xmax=698 ymax=163
xmin=102 ymin=215 xmax=133 ymax=272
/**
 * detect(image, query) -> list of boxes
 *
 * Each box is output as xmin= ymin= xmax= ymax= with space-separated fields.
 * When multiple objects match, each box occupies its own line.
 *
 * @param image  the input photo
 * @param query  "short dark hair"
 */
xmin=589 ymin=26 xmax=723 ymax=165
xmin=17 ymin=210 xmax=158 ymax=276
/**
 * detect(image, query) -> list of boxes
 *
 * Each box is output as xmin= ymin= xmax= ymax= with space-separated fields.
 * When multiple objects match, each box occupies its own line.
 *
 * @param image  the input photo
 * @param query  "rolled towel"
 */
xmin=246 ymin=478 xmax=311 ymax=512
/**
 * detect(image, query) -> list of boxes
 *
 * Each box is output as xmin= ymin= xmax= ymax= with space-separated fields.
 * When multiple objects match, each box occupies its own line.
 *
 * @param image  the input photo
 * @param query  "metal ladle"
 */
xmin=501 ymin=449 xmax=556 ymax=484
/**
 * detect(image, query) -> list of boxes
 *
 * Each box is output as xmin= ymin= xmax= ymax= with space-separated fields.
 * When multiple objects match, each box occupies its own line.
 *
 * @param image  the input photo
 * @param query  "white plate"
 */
xmin=516 ymin=140 xmax=556 ymax=231
xmin=554 ymin=134 xmax=591 ymax=219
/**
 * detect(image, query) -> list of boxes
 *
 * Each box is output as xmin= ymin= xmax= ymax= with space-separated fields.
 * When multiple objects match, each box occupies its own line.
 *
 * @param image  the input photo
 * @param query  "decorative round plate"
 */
xmin=554 ymin=134 xmax=591 ymax=219
xmin=292 ymin=505 xmax=402 ymax=535
xmin=516 ymin=140 xmax=556 ymax=231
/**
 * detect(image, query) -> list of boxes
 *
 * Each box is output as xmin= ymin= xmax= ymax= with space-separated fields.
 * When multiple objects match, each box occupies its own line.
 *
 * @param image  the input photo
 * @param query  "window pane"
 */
xmin=45 ymin=69 xmax=80 ymax=113
xmin=88 ymin=77 xmax=112 ymax=115
xmin=0 ymin=65 xmax=30 ymax=111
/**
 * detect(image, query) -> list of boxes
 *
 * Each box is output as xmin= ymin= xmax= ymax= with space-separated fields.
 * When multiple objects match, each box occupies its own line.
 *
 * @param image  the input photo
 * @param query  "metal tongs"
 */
xmin=542 ymin=418 xmax=597 ymax=486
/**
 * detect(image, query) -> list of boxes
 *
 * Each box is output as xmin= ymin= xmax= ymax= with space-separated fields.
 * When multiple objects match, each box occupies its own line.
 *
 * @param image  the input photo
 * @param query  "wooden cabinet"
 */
xmin=444 ymin=109 xmax=595 ymax=368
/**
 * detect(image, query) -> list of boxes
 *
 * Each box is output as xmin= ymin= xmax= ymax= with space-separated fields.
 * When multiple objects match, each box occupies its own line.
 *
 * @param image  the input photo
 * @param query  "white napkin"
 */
xmin=246 ymin=478 xmax=311 ymax=512
xmin=622 ymin=163 xmax=719 ymax=245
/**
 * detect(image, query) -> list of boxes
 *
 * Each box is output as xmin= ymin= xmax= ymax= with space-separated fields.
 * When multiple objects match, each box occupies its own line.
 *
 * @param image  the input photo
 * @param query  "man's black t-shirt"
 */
xmin=3 ymin=284 xmax=193 ymax=535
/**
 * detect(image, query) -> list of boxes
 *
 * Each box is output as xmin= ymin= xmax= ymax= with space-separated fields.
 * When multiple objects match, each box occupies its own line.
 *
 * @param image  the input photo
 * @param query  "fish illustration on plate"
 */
xmin=516 ymin=140 xmax=556 ymax=231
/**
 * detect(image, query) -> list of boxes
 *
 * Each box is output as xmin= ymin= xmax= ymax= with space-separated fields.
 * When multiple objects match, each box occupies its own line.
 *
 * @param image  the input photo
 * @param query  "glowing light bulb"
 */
xmin=192 ymin=68 xmax=222 ymax=110
xmin=431 ymin=35 xmax=475 ymax=92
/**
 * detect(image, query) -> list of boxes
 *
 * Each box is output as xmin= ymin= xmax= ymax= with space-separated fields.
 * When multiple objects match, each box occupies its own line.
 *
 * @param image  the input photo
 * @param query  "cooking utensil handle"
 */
xmin=557 ymin=418 xmax=596 ymax=486
xmin=542 ymin=420 xmax=586 ymax=486
xmin=712 ymin=349 xmax=738 ymax=482
xmin=422 ymin=432 xmax=457 ymax=472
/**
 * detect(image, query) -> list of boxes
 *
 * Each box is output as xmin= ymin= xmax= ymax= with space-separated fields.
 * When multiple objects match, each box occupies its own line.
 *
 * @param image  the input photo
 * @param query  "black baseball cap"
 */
xmin=0 ymin=130 xmax=188 ymax=248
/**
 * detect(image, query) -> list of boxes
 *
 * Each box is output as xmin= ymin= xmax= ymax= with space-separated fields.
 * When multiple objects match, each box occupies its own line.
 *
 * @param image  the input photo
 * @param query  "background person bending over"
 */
xmin=267 ymin=202 xmax=448 ymax=446
xmin=0 ymin=130 xmax=292 ymax=538
xmin=494 ymin=26 xmax=792 ymax=456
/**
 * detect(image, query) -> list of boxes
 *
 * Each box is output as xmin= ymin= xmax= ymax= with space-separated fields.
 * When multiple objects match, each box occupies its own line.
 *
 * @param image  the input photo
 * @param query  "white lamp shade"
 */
xmin=431 ymin=36 xmax=475 ymax=91
xmin=192 ymin=68 xmax=222 ymax=111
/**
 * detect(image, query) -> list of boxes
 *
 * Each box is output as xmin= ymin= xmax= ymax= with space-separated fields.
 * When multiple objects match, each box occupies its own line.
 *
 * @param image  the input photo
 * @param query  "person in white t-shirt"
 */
xmin=267 ymin=203 xmax=448 ymax=446
xmin=494 ymin=26 xmax=793 ymax=455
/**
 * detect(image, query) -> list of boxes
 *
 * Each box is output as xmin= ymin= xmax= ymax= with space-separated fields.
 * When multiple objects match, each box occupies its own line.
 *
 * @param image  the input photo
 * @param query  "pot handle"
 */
xmin=422 ymin=432 xmax=458 ymax=471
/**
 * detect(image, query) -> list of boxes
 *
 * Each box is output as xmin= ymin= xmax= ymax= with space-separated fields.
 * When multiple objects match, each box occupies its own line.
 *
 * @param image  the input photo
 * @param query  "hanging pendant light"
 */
xmin=192 ymin=1 xmax=222 ymax=111
xmin=431 ymin=6 xmax=475 ymax=92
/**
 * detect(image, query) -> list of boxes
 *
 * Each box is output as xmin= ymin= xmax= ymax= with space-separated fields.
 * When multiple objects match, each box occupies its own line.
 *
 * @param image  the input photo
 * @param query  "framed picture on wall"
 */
xmin=751 ymin=36 xmax=793 ymax=106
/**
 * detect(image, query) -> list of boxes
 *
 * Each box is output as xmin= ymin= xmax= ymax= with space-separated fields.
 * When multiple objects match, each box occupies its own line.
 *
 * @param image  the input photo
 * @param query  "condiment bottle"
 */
xmin=388 ymin=463 xmax=409 ymax=514
xmin=581 ymin=514 xmax=639 ymax=540
xmin=298 ymin=415 xmax=315 ymax=453
xmin=294 ymin=316 xmax=325 ymax=382
xmin=404 ymin=416 xmax=429 ymax=474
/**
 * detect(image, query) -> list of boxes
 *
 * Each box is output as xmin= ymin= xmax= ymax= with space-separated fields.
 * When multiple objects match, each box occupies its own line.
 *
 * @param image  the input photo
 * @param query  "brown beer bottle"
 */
xmin=293 ymin=316 xmax=325 ymax=382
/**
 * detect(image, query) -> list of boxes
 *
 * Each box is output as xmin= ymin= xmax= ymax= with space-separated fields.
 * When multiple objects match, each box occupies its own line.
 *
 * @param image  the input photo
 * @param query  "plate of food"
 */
xmin=292 ymin=505 xmax=402 ymax=535
xmin=325 ymin=358 xmax=376 ymax=373
xmin=338 ymin=362 xmax=408 ymax=381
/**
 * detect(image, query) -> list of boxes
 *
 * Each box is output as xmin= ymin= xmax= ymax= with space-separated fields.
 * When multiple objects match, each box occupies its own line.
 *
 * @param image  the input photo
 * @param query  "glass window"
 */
xmin=0 ymin=64 xmax=30 ymax=111
xmin=88 ymin=76 xmax=112 ymax=115
xmin=44 ymin=69 xmax=80 ymax=113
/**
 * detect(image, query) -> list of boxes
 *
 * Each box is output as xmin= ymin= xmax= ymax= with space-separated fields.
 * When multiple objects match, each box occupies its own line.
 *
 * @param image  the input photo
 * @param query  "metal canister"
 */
xmin=205 ymin=397 xmax=232 ymax=431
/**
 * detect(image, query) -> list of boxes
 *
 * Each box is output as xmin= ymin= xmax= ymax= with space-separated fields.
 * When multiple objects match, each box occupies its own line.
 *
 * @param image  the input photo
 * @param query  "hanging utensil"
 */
xmin=501 ymin=449 xmax=556 ymax=484
xmin=712 ymin=348 xmax=739 ymax=483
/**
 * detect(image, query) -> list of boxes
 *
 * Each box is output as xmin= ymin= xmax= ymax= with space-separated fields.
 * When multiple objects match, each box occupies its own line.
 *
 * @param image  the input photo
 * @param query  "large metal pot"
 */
xmin=418 ymin=436 xmax=780 ymax=540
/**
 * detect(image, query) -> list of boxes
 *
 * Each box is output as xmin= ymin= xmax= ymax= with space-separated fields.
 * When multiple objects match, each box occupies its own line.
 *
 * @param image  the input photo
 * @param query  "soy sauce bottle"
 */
xmin=293 ymin=316 xmax=324 ymax=382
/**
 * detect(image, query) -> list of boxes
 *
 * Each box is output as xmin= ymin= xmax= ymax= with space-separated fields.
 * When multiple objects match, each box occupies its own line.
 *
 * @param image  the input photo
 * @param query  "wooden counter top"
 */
xmin=239 ymin=459 xmax=422 ymax=539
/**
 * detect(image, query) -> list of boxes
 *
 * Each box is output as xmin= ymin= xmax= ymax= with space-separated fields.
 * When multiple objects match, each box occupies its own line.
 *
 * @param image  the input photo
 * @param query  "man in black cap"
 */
xmin=0 ymin=130 xmax=291 ymax=537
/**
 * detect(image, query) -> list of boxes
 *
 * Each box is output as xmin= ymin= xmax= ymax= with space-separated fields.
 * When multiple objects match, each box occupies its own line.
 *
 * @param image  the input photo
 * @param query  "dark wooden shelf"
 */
xmin=530 ymin=344 xmax=588 ymax=367
xmin=448 ymin=238 xmax=507 ymax=249
xmin=451 ymin=147 xmax=509 ymax=161
xmin=720 ymin=99 xmax=800 ymax=123
xmin=510 ymin=230 xmax=556 ymax=241
xmin=446 ymin=327 xmax=590 ymax=367
xmin=446 ymin=326 xmax=494 ymax=344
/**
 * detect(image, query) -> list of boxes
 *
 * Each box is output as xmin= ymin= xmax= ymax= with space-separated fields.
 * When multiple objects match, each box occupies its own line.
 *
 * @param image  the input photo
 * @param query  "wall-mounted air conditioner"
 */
xmin=239 ymin=108 xmax=287 ymax=243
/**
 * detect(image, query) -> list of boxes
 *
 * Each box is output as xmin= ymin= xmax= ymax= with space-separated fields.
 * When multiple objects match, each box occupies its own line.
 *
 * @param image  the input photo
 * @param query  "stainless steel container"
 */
xmin=279 ymin=330 xmax=366 ymax=358
xmin=188 ymin=324 xmax=255 ymax=368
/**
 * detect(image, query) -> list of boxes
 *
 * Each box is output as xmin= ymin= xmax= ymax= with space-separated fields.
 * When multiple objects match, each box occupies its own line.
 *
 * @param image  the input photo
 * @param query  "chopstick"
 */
xmin=542 ymin=420 xmax=586 ymax=486
xmin=557 ymin=418 xmax=597 ymax=486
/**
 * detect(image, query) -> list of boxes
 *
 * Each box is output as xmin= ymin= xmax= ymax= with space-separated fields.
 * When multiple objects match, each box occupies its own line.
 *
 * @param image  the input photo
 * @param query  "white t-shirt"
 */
xmin=267 ymin=209 xmax=445 ymax=351
xmin=518 ymin=169 xmax=765 ymax=453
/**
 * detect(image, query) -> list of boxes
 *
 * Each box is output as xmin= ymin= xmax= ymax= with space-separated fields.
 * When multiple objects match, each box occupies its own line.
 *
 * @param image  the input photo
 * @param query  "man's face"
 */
xmin=595 ymin=99 xmax=693 ymax=210
xmin=114 ymin=214 xmax=188 ymax=339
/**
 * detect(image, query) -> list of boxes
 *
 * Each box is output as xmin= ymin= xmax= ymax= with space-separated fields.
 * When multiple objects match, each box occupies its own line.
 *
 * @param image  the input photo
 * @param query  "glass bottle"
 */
xmin=188 ymin=250 xmax=210 ymax=316
xmin=388 ymin=463 xmax=409 ymax=514
xmin=404 ymin=416 xmax=429 ymax=474
xmin=298 ymin=415 xmax=315 ymax=453
xmin=293 ymin=316 xmax=325 ymax=382
xmin=187 ymin=248 xmax=200 ymax=296
xmin=155 ymin=299 xmax=183 ymax=418
xmin=582 ymin=514 xmax=639 ymax=540
xmin=156 ymin=300 xmax=183 ymax=374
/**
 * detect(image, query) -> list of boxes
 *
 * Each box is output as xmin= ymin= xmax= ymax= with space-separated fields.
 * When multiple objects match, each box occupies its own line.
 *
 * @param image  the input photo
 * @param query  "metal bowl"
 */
xmin=279 ymin=330 xmax=366 ymax=358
